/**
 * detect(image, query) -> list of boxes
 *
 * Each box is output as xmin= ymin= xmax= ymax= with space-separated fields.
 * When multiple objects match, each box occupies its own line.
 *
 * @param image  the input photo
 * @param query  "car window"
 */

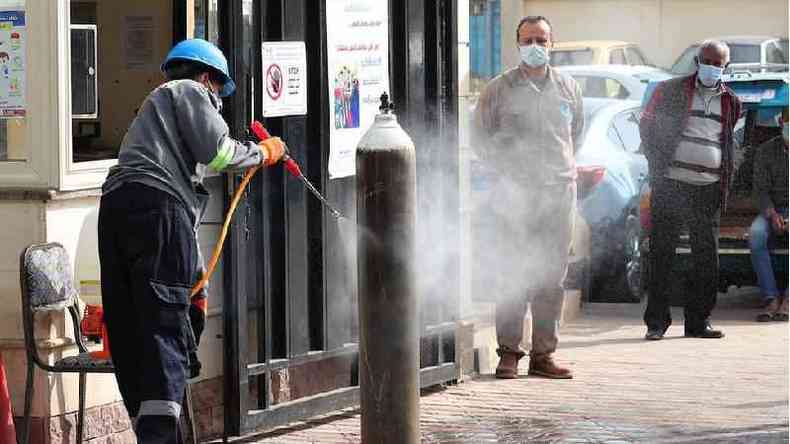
xmin=671 ymin=46 xmax=699 ymax=75
xmin=766 ymin=41 xmax=787 ymax=64
xmin=612 ymin=110 xmax=641 ymax=153
xmin=729 ymin=44 xmax=761 ymax=64
xmin=572 ymin=76 xmax=629 ymax=99
xmin=625 ymin=47 xmax=648 ymax=66
xmin=609 ymin=48 xmax=626 ymax=65
xmin=606 ymin=79 xmax=629 ymax=99
xmin=550 ymin=49 xmax=594 ymax=66
xmin=574 ymin=76 xmax=605 ymax=98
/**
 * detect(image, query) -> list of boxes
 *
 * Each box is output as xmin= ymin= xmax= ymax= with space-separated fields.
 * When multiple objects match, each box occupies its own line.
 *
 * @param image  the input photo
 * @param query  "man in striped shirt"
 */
xmin=640 ymin=40 xmax=742 ymax=341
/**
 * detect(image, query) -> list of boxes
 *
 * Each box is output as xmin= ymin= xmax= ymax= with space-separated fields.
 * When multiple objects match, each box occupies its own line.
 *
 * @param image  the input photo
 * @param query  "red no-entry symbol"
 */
xmin=266 ymin=64 xmax=283 ymax=100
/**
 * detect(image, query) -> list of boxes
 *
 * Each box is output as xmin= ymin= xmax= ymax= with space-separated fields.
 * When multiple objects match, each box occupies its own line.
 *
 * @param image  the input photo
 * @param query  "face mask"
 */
xmin=520 ymin=44 xmax=549 ymax=68
xmin=697 ymin=63 xmax=724 ymax=87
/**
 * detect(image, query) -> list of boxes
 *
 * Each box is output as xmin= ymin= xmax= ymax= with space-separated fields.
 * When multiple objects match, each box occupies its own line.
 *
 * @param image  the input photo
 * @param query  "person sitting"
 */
xmin=750 ymin=108 xmax=788 ymax=322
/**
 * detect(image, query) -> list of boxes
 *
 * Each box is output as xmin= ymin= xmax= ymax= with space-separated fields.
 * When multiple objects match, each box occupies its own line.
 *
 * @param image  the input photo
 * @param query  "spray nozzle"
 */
xmin=249 ymin=121 xmax=344 ymax=219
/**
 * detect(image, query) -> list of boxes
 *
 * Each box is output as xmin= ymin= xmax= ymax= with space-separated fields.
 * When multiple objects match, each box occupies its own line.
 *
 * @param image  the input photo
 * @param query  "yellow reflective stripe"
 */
xmin=207 ymin=138 xmax=234 ymax=171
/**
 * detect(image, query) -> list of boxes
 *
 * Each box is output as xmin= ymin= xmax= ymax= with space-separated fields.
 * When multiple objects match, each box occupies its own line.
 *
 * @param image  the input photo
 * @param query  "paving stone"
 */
xmin=210 ymin=299 xmax=788 ymax=443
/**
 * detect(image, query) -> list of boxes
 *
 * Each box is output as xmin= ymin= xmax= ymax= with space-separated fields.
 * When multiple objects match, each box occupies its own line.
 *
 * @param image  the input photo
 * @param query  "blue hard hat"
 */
xmin=162 ymin=38 xmax=236 ymax=97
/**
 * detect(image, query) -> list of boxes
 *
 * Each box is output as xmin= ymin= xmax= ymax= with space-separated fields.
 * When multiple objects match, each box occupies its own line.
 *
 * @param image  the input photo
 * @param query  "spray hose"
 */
xmin=190 ymin=121 xmax=343 ymax=304
xmin=190 ymin=121 xmax=297 ymax=300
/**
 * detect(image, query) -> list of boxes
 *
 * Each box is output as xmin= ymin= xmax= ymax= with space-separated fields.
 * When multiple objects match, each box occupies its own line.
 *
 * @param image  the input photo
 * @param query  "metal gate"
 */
xmin=217 ymin=0 xmax=461 ymax=437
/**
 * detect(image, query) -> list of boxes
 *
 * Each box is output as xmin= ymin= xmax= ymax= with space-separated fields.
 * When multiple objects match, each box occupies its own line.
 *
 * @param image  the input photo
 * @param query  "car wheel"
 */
xmin=622 ymin=215 xmax=643 ymax=301
xmin=592 ymin=215 xmax=642 ymax=302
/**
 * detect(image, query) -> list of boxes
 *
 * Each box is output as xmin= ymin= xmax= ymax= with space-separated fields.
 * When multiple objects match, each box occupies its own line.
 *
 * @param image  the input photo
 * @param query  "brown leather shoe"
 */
xmin=495 ymin=351 xmax=523 ymax=379
xmin=528 ymin=355 xmax=573 ymax=379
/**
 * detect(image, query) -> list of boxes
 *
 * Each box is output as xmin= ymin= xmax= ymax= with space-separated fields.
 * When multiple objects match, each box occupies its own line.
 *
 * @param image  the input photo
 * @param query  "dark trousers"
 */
xmin=98 ymin=183 xmax=198 ymax=444
xmin=644 ymin=178 xmax=721 ymax=332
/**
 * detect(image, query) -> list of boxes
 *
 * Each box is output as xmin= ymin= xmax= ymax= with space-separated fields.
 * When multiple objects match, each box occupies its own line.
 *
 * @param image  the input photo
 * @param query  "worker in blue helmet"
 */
xmin=98 ymin=39 xmax=285 ymax=444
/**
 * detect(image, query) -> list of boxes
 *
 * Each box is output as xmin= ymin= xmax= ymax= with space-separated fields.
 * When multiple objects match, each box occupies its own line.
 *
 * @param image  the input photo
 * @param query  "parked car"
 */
xmin=551 ymin=41 xmax=652 ymax=67
xmin=556 ymin=65 xmax=673 ymax=101
xmin=638 ymin=69 xmax=790 ymax=301
xmin=574 ymin=98 xmax=647 ymax=302
xmin=670 ymin=36 xmax=789 ymax=75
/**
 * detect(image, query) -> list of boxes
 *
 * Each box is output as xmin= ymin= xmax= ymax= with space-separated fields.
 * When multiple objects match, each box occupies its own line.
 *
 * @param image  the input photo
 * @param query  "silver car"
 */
xmin=574 ymin=98 xmax=647 ymax=302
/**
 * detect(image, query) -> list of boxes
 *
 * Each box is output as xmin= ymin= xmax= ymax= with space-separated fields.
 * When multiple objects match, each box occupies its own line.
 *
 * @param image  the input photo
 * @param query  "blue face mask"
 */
xmin=520 ymin=44 xmax=549 ymax=68
xmin=697 ymin=63 xmax=724 ymax=87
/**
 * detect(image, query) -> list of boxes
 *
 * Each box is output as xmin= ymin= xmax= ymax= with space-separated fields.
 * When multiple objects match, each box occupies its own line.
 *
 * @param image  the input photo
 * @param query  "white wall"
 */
xmin=520 ymin=0 xmax=789 ymax=68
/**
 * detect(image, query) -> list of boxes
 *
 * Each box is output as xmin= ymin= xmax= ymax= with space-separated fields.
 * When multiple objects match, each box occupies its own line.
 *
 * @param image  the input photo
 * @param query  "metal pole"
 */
xmin=356 ymin=95 xmax=420 ymax=444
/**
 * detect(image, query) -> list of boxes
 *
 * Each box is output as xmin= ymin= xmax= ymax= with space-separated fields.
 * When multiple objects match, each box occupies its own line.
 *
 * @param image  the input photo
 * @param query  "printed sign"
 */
xmin=326 ymin=0 xmax=390 ymax=178
xmin=124 ymin=16 xmax=155 ymax=70
xmin=262 ymin=41 xmax=307 ymax=117
xmin=0 ymin=9 xmax=26 ymax=118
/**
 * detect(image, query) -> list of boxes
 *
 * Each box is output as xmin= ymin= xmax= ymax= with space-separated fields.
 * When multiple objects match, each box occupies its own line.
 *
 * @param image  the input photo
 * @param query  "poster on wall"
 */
xmin=261 ymin=41 xmax=307 ymax=117
xmin=124 ymin=16 xmax=155 ymax=70
xmin=0 ymin=9 xmax=26 ymax=118
xmin=326 ymin=0 xmax=390 ymax=179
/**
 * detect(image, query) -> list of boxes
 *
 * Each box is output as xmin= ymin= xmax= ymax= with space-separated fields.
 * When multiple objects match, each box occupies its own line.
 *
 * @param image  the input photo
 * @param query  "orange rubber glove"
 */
xmin=259 ymin=137 xmax=286 ymax=166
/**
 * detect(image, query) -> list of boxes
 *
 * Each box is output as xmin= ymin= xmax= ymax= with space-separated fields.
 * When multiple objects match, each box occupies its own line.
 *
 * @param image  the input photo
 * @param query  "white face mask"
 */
xmin=697 ymin=63 xmax=724 ymax=87
xmin=520 ymin=44 xmax=549 ymax=68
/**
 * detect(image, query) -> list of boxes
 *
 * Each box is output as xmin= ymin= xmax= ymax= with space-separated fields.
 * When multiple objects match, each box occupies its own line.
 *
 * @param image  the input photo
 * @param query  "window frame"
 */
xmin=60 ymin=2 xmax=117 ymax=191
xmin=625 ymin=46 xmax=647 ymax=66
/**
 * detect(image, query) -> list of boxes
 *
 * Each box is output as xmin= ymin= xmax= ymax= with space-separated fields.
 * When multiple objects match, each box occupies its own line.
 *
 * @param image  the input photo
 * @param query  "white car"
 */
xmin=556 ymin=65 xmax=673 ymax=101
xmin=671 ymin=36 xmax=788 ymax=75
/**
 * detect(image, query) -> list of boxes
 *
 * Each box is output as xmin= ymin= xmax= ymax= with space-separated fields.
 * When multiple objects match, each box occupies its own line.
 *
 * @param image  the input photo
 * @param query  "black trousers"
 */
xmin=98 ymin=183 xmax=198 ymax=444
xmin=644 ymin=178 xmax=721 ymax=332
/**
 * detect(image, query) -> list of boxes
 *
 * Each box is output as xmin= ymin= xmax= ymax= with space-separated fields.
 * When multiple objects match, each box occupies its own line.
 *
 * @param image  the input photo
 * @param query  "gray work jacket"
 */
xmin=103 ymin=79 xmax=262 ymax=229
xmin=472 ymin=65 xmax=584 ymax=185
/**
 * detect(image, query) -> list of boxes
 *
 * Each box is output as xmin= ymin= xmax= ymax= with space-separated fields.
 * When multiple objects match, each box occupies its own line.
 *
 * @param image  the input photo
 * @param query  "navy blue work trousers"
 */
xmin=98 ymin=182 xmax=198 ymax=444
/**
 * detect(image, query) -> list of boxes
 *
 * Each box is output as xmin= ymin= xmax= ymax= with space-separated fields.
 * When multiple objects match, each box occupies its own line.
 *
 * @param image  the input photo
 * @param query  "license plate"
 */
xmin=738 ymin=89 xmax=775 ymax=103
xmin=739 ymin=93 xmax=762 ymax=103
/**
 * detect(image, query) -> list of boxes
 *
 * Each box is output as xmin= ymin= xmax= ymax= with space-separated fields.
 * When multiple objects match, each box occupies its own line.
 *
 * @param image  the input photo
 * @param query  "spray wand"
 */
xmin=191 ymin=121 xmax=342 ymax=298
xmin=250 ymin=121 xmax=343 ymax=219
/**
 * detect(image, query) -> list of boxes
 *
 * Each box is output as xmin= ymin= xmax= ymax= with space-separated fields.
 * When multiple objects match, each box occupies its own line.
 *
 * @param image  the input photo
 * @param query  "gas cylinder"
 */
xmin=356 ymin=93 xmax=419 ymax=444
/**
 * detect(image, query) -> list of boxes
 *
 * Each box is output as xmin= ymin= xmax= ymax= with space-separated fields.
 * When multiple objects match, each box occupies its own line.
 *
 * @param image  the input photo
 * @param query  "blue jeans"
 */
xmin=749 ymin=208 xmax=788 ymax=302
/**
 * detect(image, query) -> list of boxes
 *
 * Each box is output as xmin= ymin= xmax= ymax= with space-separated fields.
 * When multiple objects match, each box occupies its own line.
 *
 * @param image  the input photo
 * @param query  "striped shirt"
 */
xmin=665 ymin=83 xmax=724 ymax=185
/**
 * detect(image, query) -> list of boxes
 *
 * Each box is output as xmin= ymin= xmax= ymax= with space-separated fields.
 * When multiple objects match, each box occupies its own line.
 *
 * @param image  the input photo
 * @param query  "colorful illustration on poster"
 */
xmin=334 ymin=65 xmax=360 ymax=129
xmin=0 ymin=52 xmax=9 ymax=79
xmin=0 ymin=9 xmax=26 ymax=118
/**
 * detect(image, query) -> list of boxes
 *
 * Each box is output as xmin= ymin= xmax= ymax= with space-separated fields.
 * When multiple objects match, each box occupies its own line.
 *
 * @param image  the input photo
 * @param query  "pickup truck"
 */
xmin=638 ymin=66 xmax=789 ymax=302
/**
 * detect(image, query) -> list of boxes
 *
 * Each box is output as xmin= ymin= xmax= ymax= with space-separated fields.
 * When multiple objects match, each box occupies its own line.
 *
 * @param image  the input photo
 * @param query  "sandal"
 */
xmin=772 ymin=298 xmax=789 ymax=322
xmin=757 ymin=299 xmax=780 ymax=322
xmin=756 ymin=312 xmax=774 ymax=322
